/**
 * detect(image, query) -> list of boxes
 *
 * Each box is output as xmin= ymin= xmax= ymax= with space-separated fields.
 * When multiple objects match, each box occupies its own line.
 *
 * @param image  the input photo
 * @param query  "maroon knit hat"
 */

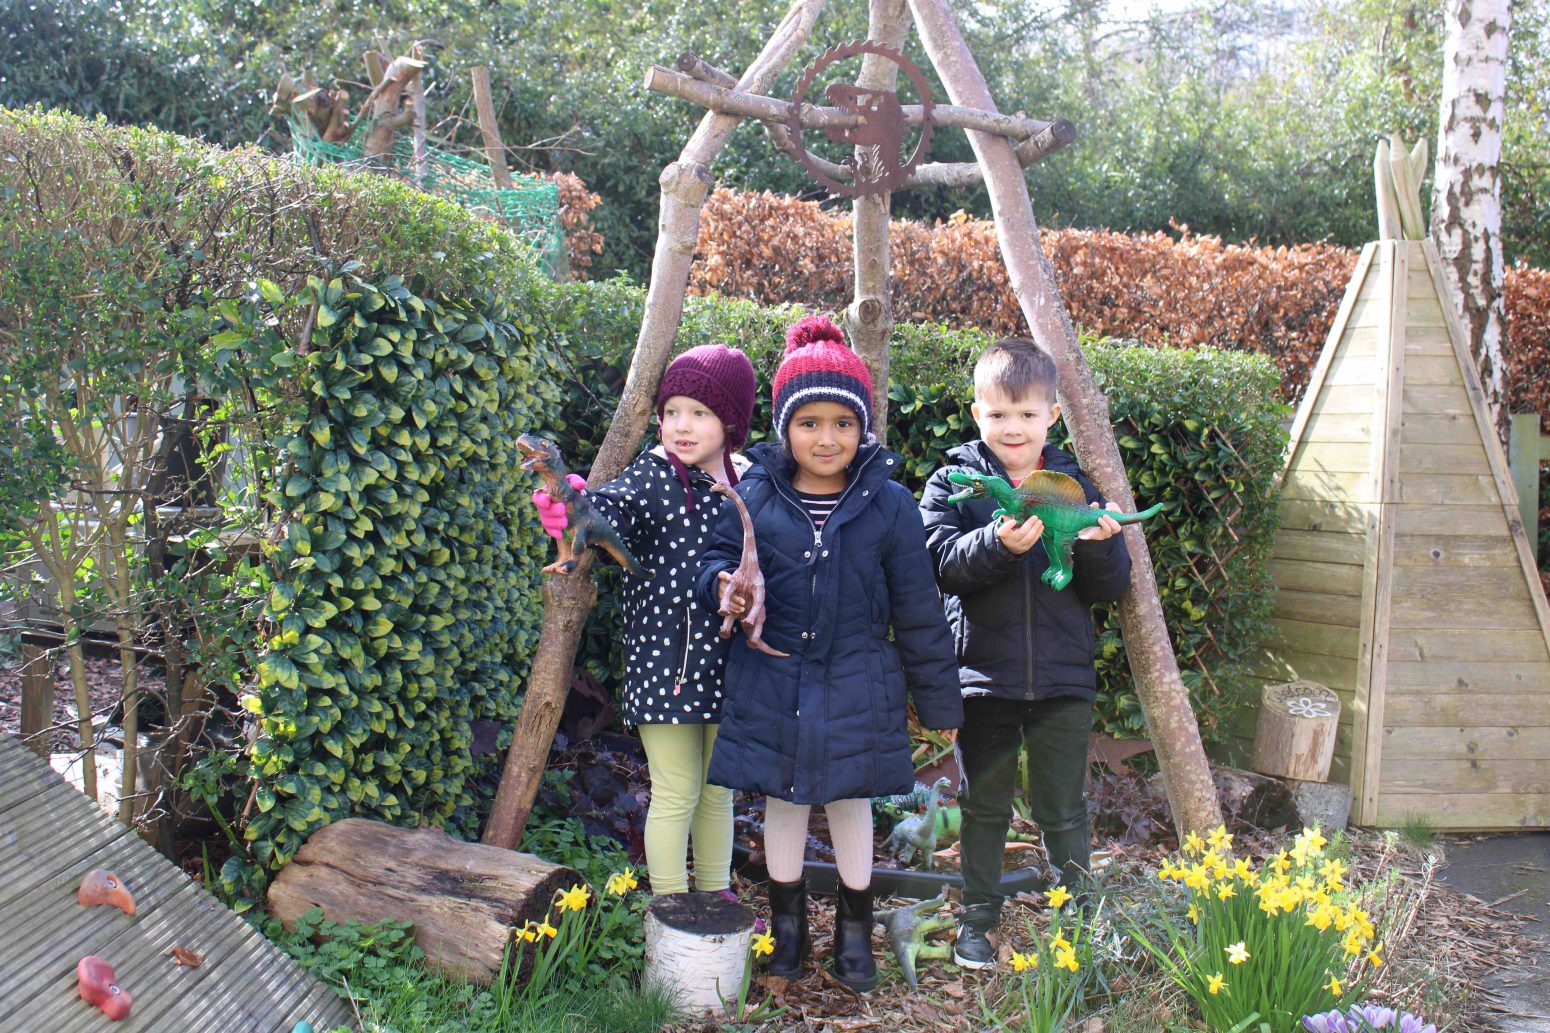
xmin=655 ymin=343 xmax=757 ymax=504
xmin=771 ymin=315 xmax=874 ymax=440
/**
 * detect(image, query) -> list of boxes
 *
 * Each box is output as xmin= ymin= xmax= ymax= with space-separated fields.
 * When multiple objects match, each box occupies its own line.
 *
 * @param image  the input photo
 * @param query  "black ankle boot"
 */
xmin=830 ymin=884 xmax=878 ymax=992
xmin=765 ymin=878 xmax=809 ymax=979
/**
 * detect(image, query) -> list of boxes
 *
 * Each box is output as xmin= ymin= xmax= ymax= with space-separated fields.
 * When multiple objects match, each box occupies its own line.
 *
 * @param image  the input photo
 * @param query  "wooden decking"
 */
xmin=0 ymin=733 xmax=356 ymax=1031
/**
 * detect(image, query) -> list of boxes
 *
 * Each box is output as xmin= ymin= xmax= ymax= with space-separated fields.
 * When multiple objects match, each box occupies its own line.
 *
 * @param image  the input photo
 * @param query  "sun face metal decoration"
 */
xmin=787 ymin=40 xmax=935 ymax=197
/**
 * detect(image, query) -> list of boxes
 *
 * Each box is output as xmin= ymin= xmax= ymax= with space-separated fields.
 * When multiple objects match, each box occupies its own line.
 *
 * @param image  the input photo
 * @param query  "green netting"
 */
xmin=290 ymin=117 xmax=567 ymax=275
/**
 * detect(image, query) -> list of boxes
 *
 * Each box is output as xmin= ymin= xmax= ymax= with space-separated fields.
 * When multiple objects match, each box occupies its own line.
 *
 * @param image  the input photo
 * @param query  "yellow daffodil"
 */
xmin=537 ymin=919 xmax=557 ymax=939
xmin=1183 ymin=831 xmax=1206 ymax=856
xmin=1297 ymin=827 xmax=1328 ymax=854
xmin=1233 ymin=858 xmax=1256 ymax=882
xmin=1308 ymin=905 xmax=1335 ymax=931
xmin=1226 ymin=942 xmax=1250 ymax=965
xmin=1049 ymin=933 xmax=1073 ymax=955
xmin=517 ymin=922 xmax=537 ymax=942
xmin=1368 ymin=946 xmax=1384 ymax=968
xmin=1320 ymin=858 xmax=1347 ymax=883
xmin=1272 ymin=850 xmax=1292 ymax=874
xmin=1332 ymin=909 xmax=1353 ymax=933
xmin=1200 ymin=849 xmax=1223 ymax=871
xmin=1047 ymin=886 xmax=1073 ymax=909
xmin=1186 ymin=903 xmax=1200 ymax=925
xmin=606 ymin=868 xmax=639 ymax=896
xmin=1183 ymin=865 xmax=1210 ymax=891
xmin=1207 ymin=825 xmax=1233 ymax=851
xmin=1054 ymin=948 xmax=1080 ymax=973
xmin=557 ymin=884 xmax=591 ymax=912
xmin=1207 ymin=972 xmax=1227 ymax=996
xmin=1257 ymin=895 xmax=1280 ymax=917
xmin=1343 ymin=934 xmax=1364 ymax=956
xmin=1010 ymin=951 xmax=1036 ymax=972
xmin=1326 ymin=975 xmax=1344 ymax=997
xmin=751 ymin=932 xmax=775 ymax=957
xmin=1157 ymin=860 xmax=1177 ymax=881
xmin=1217 ymin=883 xmax=1236 ymax=901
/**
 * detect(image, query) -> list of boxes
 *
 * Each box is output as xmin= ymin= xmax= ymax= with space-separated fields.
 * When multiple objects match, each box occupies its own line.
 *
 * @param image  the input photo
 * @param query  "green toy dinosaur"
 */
xmin=946 ymin=469 xmax=1164 ymax=590
xmin=518 ymin=433 xmax=653 ymax=579
xmin=877 ymin=892 xmax=958 ymax=987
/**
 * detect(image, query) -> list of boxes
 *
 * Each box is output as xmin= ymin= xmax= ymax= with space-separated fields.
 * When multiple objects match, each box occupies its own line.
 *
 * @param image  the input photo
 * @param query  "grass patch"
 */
xmin=1396 ymin=815 xmax=1438 ymax=852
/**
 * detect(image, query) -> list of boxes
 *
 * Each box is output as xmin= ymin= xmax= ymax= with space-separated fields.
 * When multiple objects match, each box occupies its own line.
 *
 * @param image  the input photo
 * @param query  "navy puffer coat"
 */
xmin=698 ymin=441 xmax=963 ymax=805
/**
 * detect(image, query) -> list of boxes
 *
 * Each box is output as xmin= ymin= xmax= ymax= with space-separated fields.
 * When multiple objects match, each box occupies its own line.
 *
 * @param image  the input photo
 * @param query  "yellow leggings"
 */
xmin=637 ymin=723 xmax=733 ymax=894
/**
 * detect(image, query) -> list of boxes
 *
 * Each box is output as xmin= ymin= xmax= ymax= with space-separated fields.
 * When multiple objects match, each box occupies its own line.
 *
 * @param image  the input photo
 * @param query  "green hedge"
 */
xmin=0 ymin=108 xmax=564 ymax=896
xmin=538 ymin=278 xmax=1289 ymax=744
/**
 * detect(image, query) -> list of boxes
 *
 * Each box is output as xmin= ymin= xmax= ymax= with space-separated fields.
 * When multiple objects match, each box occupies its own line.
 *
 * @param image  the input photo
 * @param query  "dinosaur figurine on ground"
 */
xmin=710 ymin=482 xmax=788 ymax=658
xmin=946 ymin=469 xmax=1164 ymax=590
xmin=877 ymin=891 xmax=957 ymax=986
xmin=882 ymin=776 xmax=952 ymax=868
xmin=517 ymin=434 xmax=653 ymax=578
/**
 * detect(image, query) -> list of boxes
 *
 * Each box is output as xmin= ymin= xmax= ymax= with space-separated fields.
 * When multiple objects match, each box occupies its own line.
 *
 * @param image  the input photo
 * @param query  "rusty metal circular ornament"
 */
xmin=787 ymin=40 xmax=934 ymax=197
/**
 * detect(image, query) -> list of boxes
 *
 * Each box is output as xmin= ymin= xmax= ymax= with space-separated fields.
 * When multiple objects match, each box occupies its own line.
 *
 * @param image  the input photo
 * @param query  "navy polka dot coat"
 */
xmin=588 ymin=447 xmax=743 ymax=726
xmin=697 ymin=442 xmax=964 ymax=805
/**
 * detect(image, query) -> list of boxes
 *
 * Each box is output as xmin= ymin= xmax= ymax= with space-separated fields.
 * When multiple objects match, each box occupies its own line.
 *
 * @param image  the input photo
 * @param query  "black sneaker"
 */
xmin=952 ymin=902 xmax=1000 ymax=970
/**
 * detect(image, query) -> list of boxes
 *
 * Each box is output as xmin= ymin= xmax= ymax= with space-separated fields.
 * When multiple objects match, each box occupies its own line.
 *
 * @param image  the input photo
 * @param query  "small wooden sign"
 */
xmin=1251 ymin=680 xmax=1341 ymax=783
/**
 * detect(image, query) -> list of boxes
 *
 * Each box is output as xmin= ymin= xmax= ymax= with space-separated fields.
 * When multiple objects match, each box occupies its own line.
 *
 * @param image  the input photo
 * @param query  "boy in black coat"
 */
xmin=918 ymin=337 xmax=1131 ymax=969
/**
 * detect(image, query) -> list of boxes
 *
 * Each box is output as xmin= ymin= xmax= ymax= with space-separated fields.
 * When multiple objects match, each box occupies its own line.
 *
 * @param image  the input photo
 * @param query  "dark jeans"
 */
xmin=956 ymin=695 xmax=1092 ymax=908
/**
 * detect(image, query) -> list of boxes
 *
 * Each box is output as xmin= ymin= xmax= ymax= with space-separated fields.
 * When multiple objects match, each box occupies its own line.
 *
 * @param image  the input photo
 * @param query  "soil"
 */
xmin=0 ymin=651 xmax=166 ymax=750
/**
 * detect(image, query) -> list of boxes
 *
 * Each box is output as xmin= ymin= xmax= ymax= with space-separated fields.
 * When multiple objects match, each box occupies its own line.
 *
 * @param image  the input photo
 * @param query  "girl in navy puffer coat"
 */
xmin=697 ymin=317 xmax=962 ymax=993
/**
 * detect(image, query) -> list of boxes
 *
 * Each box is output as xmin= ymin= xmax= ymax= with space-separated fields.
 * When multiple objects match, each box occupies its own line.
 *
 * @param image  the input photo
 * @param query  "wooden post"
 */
xmin=642 ymin=895 xmax=756 ymax=1017
xmin=1250 ymin=681 xmax=1340 ymax=783
xmin=482 ymin=0 xmax=829 ymax=850
xmin=845 ymin=0 xmax=912 ymax=438
xmin=906 ymin=0 xmax=1223 ymax=835
xmin=19 ymin=642 xmax=52 ymax=756
xmin=409 ymin=43 xmax=428 ymax=189
xmin=1508 ymin=412 xmax=1541 ymax=563
xmin=471 ymin=66 xmax=513 ymax=191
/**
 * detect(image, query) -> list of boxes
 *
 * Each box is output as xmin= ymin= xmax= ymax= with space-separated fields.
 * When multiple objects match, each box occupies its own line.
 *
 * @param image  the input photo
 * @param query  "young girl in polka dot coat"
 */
xmin=532 ymin=344 xmax=757 ymax=897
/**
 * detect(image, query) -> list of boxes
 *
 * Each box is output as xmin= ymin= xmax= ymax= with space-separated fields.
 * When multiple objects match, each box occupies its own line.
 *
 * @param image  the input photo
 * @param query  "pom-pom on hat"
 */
xmin=771 ymin=315 xmax=874 ymax=440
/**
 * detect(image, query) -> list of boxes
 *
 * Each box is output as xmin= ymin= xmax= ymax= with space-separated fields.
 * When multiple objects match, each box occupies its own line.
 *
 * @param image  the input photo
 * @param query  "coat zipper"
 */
xmin=769 ymin=448 xmax=883 ymax=635
xmin=672 ymin=607 xmax=693 ymax=696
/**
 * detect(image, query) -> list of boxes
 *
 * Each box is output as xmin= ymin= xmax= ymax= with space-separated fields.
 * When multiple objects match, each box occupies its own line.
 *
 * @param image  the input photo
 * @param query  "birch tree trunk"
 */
xmin=1432 ymin=0 xmax=1511 ymax=444
xmin=906 ymin=0 xmax=1223 ymax=835
xmin=483 ymin=0 xmax=828 ymax=850
xmin=845 ymin=0 xmax=912 ymax=438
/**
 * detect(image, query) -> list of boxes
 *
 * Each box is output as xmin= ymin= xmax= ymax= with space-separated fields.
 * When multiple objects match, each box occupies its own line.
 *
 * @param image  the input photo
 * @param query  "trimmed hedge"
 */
xmin=0 ymin=108 xmax=564 ymax=895
xmin=536 ymin=277 xmax=1290 ymax=745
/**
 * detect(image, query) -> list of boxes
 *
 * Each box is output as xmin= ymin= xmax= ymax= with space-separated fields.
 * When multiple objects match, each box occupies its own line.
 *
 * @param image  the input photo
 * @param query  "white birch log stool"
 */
xmin=1251 ymin=680 xmax=1341 ymax=783
xmin=642 ymin=894 xmax=755 ymax=1016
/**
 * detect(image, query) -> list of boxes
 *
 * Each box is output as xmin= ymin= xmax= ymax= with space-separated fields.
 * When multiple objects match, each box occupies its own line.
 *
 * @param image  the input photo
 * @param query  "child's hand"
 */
xmin=717 ymin=571 xmax=750 ymax=619
xmin=1078 ymin=502 xmax=1123 ymax=542
xmin=530 ymin=474 xmax=585 ymax=540
xmin=996 ymin=513 xmax=1045 ymax=555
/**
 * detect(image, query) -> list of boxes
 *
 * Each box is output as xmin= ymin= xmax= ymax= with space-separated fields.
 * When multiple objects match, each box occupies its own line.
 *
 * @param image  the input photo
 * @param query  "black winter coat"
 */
xmin=589 ymin=448 xmax=742 ymax=725
xmin=697 ymin=442 xmax=963 ymax=805
xmin=919 ymin=441 xmax=1132 ymax=702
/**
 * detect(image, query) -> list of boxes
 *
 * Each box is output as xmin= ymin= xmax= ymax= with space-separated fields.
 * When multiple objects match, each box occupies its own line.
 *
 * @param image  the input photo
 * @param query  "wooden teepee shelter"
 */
xmin=484 ymin=0 xmax=1225 ymax=848
xmin=1258 ymin=140 xmax=1550 ymax=830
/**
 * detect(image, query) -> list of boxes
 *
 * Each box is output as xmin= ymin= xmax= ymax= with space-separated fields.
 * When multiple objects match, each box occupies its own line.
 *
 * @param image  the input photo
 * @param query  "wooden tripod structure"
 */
xmin=485 ymin=0 xmax=1223 ymax=850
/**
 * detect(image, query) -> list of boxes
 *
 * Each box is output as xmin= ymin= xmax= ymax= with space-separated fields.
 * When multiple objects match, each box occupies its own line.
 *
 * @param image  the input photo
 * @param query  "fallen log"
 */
xmin=267 ymin=818 xmax=582 ymax=983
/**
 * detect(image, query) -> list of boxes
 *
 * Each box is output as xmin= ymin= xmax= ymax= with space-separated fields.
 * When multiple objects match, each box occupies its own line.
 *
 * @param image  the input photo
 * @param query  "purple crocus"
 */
xmin=1396 ymin=1015 xmax=1438 ymax=1033
xmin=1350 ymin=1005 xmax=1397 ymax=1029
xmin=1303 ymin=1011 xmax=1352 ymax=1033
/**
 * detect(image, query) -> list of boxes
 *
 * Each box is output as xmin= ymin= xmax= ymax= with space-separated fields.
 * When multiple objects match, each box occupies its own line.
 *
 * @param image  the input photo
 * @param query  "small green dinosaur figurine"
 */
xmin=877 ymin=892 xmax=958 ymax=987
xmin=946 ymin=469 xmax=1163 ymax=590
xmin=518 ymin=434 xmax=654 ymax=579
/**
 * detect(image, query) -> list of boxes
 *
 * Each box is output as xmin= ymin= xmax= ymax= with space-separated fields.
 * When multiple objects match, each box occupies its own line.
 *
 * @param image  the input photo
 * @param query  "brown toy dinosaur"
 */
xmin=517 ymin=434 xmax=652 ymax=578
xmin=711 ymin=482 xmax=788 ymax=658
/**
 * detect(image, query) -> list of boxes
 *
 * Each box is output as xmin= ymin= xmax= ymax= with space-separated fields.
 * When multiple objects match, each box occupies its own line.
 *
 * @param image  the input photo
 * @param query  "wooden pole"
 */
xmin=471 ymin=66 xmax=513 ymax=191
xmin=483 ymin=0 xmax=829 ymax=850
xmin=905 ymin=0 xmax=1223 ymax=836
xmin=846 ymin=0 xmax=912 ymax=438
xmin=19 ymin=642 xmax=52 ymax=756
xmin=409 ymin=43 xmax=428 ymax=190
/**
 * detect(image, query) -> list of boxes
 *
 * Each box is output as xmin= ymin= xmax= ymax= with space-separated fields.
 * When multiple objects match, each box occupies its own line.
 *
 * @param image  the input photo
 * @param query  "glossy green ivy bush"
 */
xmin=539 ymin=276 xmax=1288 ymax=744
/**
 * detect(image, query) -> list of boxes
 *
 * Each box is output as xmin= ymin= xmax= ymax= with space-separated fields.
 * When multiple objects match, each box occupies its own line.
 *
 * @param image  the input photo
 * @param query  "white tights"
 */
xmin=762 ymin=797 xmax=874 ymax=891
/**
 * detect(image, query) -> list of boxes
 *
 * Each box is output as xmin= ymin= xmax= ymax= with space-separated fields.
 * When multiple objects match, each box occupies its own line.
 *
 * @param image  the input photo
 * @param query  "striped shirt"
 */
xmin=796 ymin=489 xmax=843 ymax=529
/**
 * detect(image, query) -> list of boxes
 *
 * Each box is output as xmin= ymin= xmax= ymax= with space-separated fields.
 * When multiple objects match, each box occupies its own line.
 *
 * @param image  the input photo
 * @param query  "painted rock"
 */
xmin=77 ymin=956 xmax=132 ymax=1021
xmin=77 ymin=869 xmax=136 ymax=915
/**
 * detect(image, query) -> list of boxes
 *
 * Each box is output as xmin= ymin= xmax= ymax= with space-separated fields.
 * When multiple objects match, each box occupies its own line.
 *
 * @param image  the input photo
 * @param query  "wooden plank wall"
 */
xmin=1253 ymin=245 xmax=1382 ymax=790
xmin=1371 ymin=245 xmax=1550 ymax=828
xmin=0 ymin=733 xmax=355 ymax=1031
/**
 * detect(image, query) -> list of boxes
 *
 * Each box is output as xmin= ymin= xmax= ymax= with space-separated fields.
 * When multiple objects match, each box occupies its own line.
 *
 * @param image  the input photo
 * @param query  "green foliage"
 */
xmin=518 ymin=813 xmax=648 ymax=974
xmin=0 ymin=107 xmax=564 ymax=897
xmin=264 ymin=906 xmax=680 ymax=1033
